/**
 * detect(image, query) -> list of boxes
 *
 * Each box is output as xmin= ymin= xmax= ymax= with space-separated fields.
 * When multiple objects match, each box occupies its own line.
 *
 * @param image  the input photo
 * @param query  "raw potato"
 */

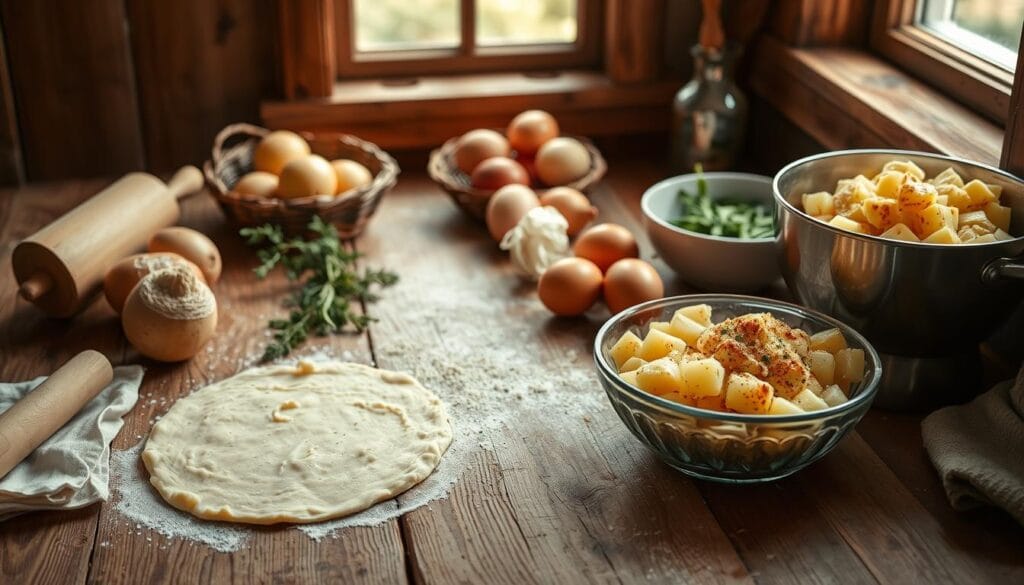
xmin=649 ymin=321 xmax=672 ymax=334
xmin=880 ymin=223 xmax=919 ymax=242
xmin=636 ymin=358 xmax=680 ymax=396
xmin=768 ymin=396 xmax=804 ymax=415
xmin=820 ymin=385 xmax=849 ymax=407
xmin=835 ymin=348 xmax=865 ymax=385
xmin=638 ymin=328 xmax=687 ymax=361
xmin=724 ymin=372 xmax=773 ymax=414
xmin=809 ymin=328 xmax=846 ymax=354
xmin=610 ymin=331 xmax=642 ymax=368
xmin=148 ymin=227 xmax=223 ymax=284
xmin=619 ymin=370 xmax=639 ymax=387
xmin=143 ymin=362 xmax=452 ymax=524
xmin=675 ymin=304 xmax=712 ymax=327
xmin=803 ymin=161 xmax=1014 ymax=244
xmin=792 ymin=388 xmax=829 ymax=411
xmin=678 ymin=358 xmax=725 ymax=398
xmin=669 ymin=313 xmax=706 ymax=346
xmin=806 ymin=350 xmax=835 ymax=386
xmin=619 ymin=357 xmax=645 ymax=372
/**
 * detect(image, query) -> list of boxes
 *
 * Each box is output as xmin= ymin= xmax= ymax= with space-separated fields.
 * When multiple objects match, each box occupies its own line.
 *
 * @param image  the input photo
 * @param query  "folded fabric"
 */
xmin=0 ymin=366 xmax=143 ymax=520
xmin=922 ymin=365 xmax=1024 ymax=526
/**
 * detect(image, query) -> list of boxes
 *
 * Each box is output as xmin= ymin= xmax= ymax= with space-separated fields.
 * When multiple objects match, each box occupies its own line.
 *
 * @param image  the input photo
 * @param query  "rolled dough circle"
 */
xmin=142 ymin=361 xmax=452 ymax=525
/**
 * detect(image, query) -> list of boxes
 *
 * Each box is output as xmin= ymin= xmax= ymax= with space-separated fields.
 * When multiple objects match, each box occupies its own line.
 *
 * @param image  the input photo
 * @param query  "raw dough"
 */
xmin=142 ymin=361 xmax=452 ymax=525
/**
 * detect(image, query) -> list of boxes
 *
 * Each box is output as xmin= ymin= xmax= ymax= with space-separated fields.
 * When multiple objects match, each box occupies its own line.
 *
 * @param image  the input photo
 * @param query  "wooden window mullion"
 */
xmin=999 ymin=32 xmax=1024 ymax=174
xmin=460 ymin=0 xmax=476 ymax=57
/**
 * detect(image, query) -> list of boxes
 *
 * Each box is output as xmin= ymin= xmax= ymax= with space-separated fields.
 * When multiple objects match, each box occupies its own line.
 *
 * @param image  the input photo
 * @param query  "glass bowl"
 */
xmin=593 ymin=294 xmax=882 ymax=483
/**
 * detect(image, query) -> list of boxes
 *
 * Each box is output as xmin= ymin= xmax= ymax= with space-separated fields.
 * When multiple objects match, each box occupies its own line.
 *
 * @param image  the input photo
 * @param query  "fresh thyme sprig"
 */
xmin=240 ymin=217 xmax=398 ymax=362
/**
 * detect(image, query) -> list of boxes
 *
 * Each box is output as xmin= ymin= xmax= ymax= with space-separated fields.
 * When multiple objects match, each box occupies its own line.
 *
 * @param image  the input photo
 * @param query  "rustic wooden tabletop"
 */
xmin=1 ymin=161 xmax=1022 ymax=584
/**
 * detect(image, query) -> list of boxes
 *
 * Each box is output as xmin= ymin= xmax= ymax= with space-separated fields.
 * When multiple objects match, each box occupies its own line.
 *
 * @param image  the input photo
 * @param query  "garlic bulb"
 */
xmin=499 ymin=206 xmax=571 ymax=280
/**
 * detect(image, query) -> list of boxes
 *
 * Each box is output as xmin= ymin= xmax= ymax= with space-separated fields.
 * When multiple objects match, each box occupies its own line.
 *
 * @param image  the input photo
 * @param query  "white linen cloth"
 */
xmin=0 ymin=366 xmax=143 ymax=520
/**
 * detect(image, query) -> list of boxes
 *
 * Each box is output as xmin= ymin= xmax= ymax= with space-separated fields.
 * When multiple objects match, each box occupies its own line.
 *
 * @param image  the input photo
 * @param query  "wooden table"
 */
xmin=1 ymin=162 xmax=1022 ymax=584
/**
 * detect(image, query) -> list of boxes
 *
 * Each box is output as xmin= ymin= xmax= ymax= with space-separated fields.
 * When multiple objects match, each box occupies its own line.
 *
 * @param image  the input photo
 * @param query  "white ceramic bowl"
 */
xmin=641 ymin=172 xmax=779 ymax=292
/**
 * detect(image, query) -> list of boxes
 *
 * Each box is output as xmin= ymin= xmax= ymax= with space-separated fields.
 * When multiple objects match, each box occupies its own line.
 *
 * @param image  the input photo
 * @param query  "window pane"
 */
xmin=476 ymin=0 xmax=577 ymax=47
xmin=920 ymin=0 xmax=1024 ymax=69
xmin=353 ymin=0 xmax=459 ymax=52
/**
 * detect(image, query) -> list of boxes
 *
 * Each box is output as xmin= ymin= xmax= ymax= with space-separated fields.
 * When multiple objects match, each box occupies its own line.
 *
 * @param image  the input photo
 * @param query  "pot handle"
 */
xmin=982 ymin=255 xmax=1024 ymax=283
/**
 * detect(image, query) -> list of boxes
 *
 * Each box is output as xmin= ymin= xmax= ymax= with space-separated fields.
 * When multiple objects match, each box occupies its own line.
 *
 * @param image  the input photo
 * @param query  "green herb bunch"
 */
xmin=241 ymin=217 xmax=398 ymax=362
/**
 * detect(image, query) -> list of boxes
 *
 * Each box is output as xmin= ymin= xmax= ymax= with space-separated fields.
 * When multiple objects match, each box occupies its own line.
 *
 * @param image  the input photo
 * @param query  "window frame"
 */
xmin=335 ymin=0 xmax=603 ymax=79
xmin=870 ymin=0 xmax=1016 ymax=123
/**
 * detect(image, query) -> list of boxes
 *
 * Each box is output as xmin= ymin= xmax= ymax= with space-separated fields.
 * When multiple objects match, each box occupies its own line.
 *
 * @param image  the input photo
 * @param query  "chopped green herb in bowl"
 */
xmin=670 ymin=165 xmax=774 ymax=239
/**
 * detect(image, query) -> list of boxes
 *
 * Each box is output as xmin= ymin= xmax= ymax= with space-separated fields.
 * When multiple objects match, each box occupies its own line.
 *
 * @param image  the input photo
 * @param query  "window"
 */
xmin=872 ymin=0 xmax=1021 ymax=123
xmin=336 ymin=0 xmax=602 ymax=78
xmin=918 ymin=0 xmax=1024 ymax=70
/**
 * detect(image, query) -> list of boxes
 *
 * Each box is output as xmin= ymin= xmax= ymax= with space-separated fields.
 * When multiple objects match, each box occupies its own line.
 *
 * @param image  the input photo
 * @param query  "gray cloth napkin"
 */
xmin=0 ymin=366 xmax=143 ymax=520
xmin=922 ymin=365 xmax=1024 ymax=525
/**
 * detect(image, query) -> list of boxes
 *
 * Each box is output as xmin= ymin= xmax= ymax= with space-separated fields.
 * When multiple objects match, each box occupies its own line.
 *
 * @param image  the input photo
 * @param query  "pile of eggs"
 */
xmin=233 ymin=130 xmax=374 ymax=200
xmin=484 ymin=184 xmax=664 ymax=317
xmin=541 ymin=225 xmax=665 ymax=317
xmin=454 ymin=110 xmax=593 ymax=190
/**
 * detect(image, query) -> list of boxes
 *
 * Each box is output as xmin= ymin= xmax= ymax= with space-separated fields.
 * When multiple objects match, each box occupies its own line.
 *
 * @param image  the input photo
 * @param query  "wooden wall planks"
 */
xmin=0 ymin=0 xmax=277 ymax=183
xmin=126 ymin=0 xmax=279 ymax=172
xmin=0 ymin=1 xmax=145 ymax=181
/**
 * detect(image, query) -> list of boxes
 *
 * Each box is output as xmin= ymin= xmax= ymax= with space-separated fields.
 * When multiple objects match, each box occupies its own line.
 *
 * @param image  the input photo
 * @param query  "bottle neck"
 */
xmin=691 ymin=45 xmax=736 ymax=84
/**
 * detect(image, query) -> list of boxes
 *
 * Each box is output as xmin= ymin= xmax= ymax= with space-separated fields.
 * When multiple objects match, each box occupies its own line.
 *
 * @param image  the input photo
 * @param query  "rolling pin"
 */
xmin=0 ymin=350 xmax=113 ymax=479
xmin=11 ymin=166 xmax=204 ymax=317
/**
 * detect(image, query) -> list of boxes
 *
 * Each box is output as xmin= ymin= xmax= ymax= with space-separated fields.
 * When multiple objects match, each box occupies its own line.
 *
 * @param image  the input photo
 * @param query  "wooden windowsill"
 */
xmin=750 ymin=36 xmax=1003 ymax=165
xmin=260 ymin=70 xmax=681 ymax=150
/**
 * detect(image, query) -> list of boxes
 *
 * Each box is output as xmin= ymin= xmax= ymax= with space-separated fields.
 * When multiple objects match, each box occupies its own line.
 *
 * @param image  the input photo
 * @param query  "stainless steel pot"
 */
xmin=773 ymin=150 xmax=1024 ymax=410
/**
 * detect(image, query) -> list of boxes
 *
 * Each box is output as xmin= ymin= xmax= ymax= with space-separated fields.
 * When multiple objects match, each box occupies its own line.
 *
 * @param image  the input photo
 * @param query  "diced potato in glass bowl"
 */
xmin=594 ymin=295 xmax=882 ymax=483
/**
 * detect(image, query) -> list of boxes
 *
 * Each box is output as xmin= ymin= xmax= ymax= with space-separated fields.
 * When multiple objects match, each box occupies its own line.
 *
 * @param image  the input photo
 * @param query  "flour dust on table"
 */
xmin=110 ymin=266 xmax=607 ymax=549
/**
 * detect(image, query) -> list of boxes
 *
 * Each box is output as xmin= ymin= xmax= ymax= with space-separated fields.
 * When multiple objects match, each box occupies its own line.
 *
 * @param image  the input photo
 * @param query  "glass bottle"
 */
xmin=670 ymin=44 xmax=748 ymax=174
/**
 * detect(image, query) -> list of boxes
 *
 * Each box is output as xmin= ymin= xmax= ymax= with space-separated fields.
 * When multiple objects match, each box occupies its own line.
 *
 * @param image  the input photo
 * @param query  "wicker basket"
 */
xmin=427 ymin=135 xmax=607 ymax=220
xmin=204 ymin=123 xmax=399 ymax=237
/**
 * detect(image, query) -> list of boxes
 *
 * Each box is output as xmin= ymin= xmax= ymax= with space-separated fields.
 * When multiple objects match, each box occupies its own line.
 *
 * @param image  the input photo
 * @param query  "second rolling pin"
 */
xmin=0 ymin=350 xmax=114 ymax=479
xmin=11 ymin=166 xmax=204 ymax=317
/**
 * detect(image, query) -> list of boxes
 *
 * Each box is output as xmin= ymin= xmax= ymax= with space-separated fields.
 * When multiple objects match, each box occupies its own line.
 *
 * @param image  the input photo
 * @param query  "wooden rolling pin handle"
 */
xmin=0 ymin=350 xmax=114 ymax=480
xmin=19 ymin=272 xmax=53 ymax=301
xmin=167 ymin=165 xmax=205 ymax=201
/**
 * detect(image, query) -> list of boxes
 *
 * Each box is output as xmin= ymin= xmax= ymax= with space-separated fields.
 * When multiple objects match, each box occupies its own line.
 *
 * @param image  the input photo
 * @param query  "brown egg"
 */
xmin=573 ymin=224 xmax=639 ymax=272
xmin=278 ymin=155 xmax=338 ymax=199
xmin=148 ymin=227 xmax=223 ymax=284
xmin=122 ymin=265 xmax=218 ymax=362
xmin=535 ymin=137 xmax=591 ymax=186
xmin=331 ymin=159 xmax=373 ymax=195
xmin=253 ymin=130 xmax=310 ymax=175
xmin=104 ymin=253 xmax=205 ymax=314
xmin=603 ymin=259 xmax=664 ymax=314
xmin=454 ymin=129 xmax=510 ymax=174
xmin=485 ymin=184 xmax=540 ymax=241
xmin=470 ymin=157 xmax=530 ymax=190
xmin=233 ymin=171 xmax=279 ymax=199
xmin=507 ymin=110 xmax=559 ymax=156
xmin=537 ymin=257 xmax=603 ymax=316
xmin=539 ymin=187 xmax=598 ymax=236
